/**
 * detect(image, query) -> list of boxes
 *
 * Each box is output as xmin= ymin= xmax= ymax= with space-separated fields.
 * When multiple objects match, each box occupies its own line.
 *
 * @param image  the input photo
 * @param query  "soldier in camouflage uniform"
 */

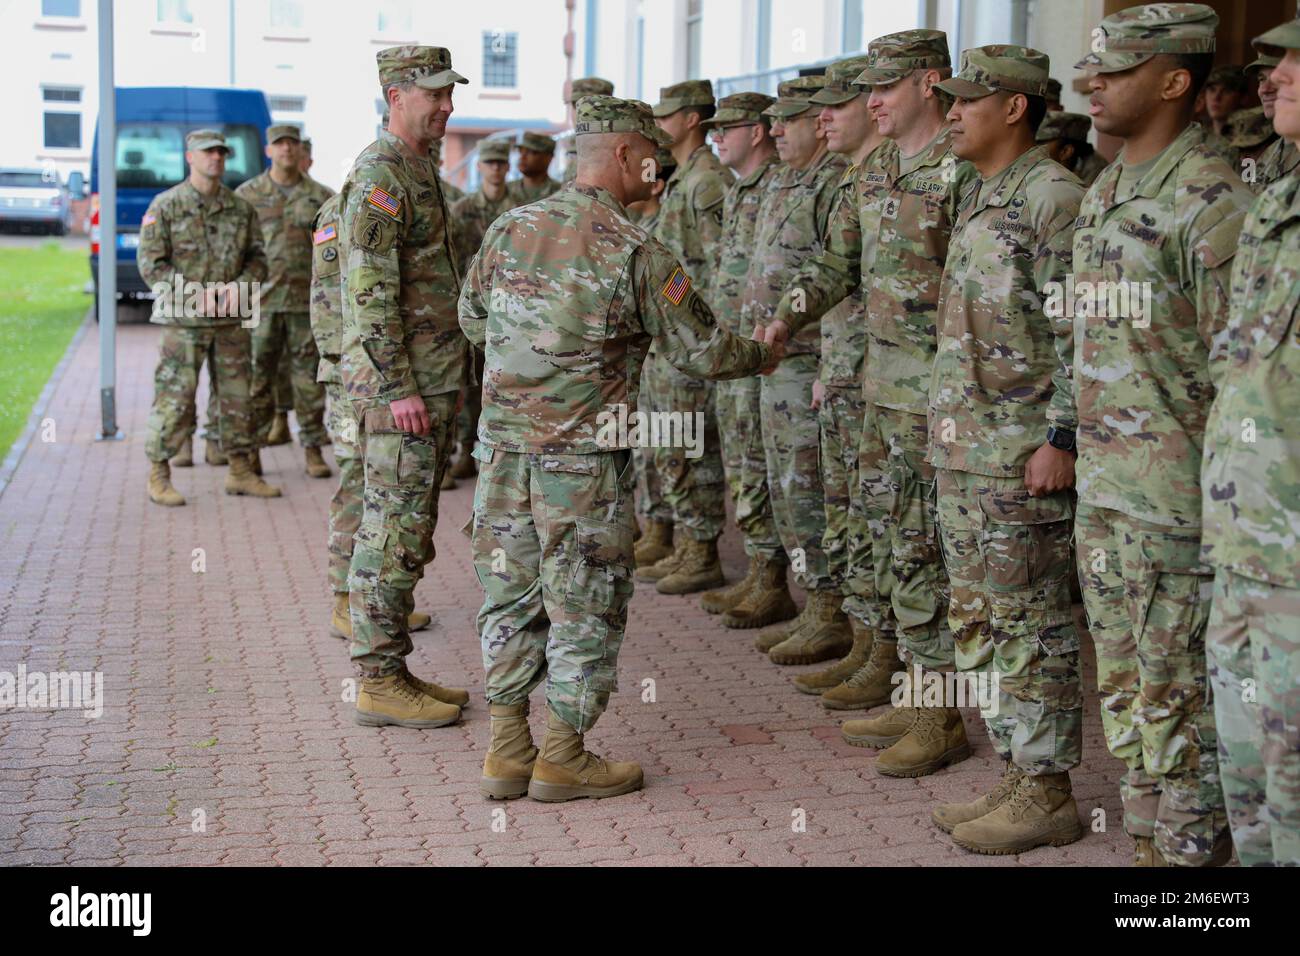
xmin=793 ymin=56 xmax=897 ymax=698
xmin=636 ymin=79 xmax=737 ymax=594
xmin=310 ymin=193 xmax=435 ymax=643
xmin=1247 ymin=49 xmax=1299 ymax=192
xmin=563 ymin=77 xmax=615 ymax=182
xmin=1226 ymin=107 xmax=1279 ymax=167
xmin=1037 ymin=112 xmax=1110 ymax=186
xmin=139 ymin=129 xmax=277 ymax=506
xmin=235 ymin=125 xmax=335 ymax=478
xmin=338 ymin=46 xmax=473 ymax=728
xmin=506 ymin=132 xmax=562 ymax=205
xmin=695 ymin=93 xmax=789 ymax=628
xmin=1072 ymin=4 xmax=1255 ymax=867
xmin=1045 ymin=77 xmax=1063 ymax=112
xmin=736 ymin=76 xmax=851 ymax=666
xmin=924 ymin=46 xmax=1086 ymax=854
xmin=625 ymin=146 xmax=675 ymax=229
xmin=459 ymin=96 xmax=776 ymax=801
xmin=1202 ymin=10 xmax=1300 ymax=868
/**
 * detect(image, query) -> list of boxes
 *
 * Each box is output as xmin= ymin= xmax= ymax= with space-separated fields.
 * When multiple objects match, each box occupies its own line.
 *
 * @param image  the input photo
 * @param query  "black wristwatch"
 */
xmin=1046 ymin=426 xmax=1076 ymax=453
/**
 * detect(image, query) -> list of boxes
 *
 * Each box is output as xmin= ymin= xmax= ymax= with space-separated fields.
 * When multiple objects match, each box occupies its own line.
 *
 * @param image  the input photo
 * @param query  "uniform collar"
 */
xmin=970 ymin=145 xmax=1050 ymax=215
xmin=379 ymin=128 xmax=435 ymax=176
xmin=571 ymin=182 xmax=627 ymax=215
xmin=898 ymin=125 xmax=955 ymax=176
xmin=780 ymin=147 xmax=838 ymax=188
xmin=737 ymin=152 xmax=779 ymax=188
xmin=181 ymin=179 xmax=229 ymax=211
xmin=1106 ymin=123 xmax=1205 ymax=205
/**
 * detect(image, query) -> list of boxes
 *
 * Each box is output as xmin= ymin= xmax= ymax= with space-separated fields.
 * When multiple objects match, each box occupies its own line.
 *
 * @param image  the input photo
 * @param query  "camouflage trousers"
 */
xmin=274 ymin=347 xmax=293 ymax=413
xmin=760 ymin=354 xmax=829 ymax=592
xmin=325 ymin=382 xmax=362 ymax=595
xmin=470 ymin=447 xmax=636 ymax=733
xmin=848 ymin=404 xmax=952 ymax=669
xmin=1207 ymin=570 xmax=1300 ymax=866
xmin=146 ymin=324 xmax=254 ymax=461
xmin=634 ymin=355 xmax=672 ymax=525
xmin=455 ymin=349 xmax=485 ymax=449
xmin=716 ymin=375 xmax=780 ymax=559
xmin=251 ymin=310 xmax=327 ymax=447
xmin=937 ymin=469 xmax=1083 ymax=775
xmin=347 ymin=394 xmax=457 ymax=677
xmin=646 ymin=350 xmax=725 ymax=542
xmin=1076 ymin=503 xmax=1227 ymax=866
xmin=819 ymin=384 xmax=868 ymax=592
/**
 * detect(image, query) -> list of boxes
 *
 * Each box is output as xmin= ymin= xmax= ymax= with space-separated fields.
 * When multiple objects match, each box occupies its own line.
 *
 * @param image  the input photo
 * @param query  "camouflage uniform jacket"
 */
xmin=653 ymin=144 xmax=734 ymax=309
xmin=1075 ymin=151 xmax=1110 ymax=187
xmin=440 ymin=176 xmax=466 ymax=205
xmin=928 ymin=146 xmax=1083 ymax=478
xmin=740 ymin=149 xmax=848 ymax=355
xmin=450 ymin=187 xmax=513 ymax=275
xmin=137 ymin=179 xmax=268 ymax=327
xmin=1254 ymin=136 xmax=1300 ymax=193
xmin=713 ymin=153 xmax=781 ymax=337
xmin=505 ymin=177 xmax=562 ymax=206
xmin=338 ymin=128 xmax=467 ymax=410
xmin=309 ymin=193 xmax=343 ymax=383
xmin=234 ymin=170 xmax=334 ymax=313
xmin=1072 ymin=122 xmax=1253 ymax=528
xmin=1202 ymin=168 xmax=1300 ymax=587
xmin=457 ymin=183 xmax=771 ymax=455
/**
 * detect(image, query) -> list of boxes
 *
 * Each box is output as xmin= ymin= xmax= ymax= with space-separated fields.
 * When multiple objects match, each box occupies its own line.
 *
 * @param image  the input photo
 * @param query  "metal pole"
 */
xmin=96 ymin=0 xmax=122 ymax=442
xmin=229 ymin=0 xmax=236 ymax=86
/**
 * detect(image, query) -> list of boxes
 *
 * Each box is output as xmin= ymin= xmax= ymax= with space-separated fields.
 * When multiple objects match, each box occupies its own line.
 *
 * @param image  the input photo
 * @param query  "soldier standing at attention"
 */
xmin=741 ymin=76 xmax=851 ymax=666
xmin=461 ymin=96 xmax=777 ymax=802
xmin=1036 ymin=112 xmax=1110 ymax=186
xmin=139 ymin=129 xmax=276 ymax=506
xmin=310 ymin=193 xmax=434 ymax=643
xmin=926 ymin=46 xmax=1086 ymax=854
xmin=1246 ymin=48 xmax=1299 ymax=191
xmin=297 ymin=136 xmax=314 ymax=177
xmin=338 ymin=46 xmax=473 ymax=728
xmin=236 ymin=124 xmax=335 ymax=479
xmin=636 ymin=80 xmax=736 ymax=594
xmin=1202 ymin=9 xmax=1300 ymax=869
xmin=1072 ymin=3 xmax=1254 ymax=867
xmin=563 ymin=77 xmax=616 ymax=182
xmin=695 ymin=93 xmax=789 ymax=628
xmin=506 ymin=132 xmax=562 ymax=205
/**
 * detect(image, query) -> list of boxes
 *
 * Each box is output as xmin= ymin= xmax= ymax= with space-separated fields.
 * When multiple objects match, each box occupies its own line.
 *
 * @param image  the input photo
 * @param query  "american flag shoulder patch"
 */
xmin=661 ymin=267 xmax=690 ymax=306
xmin=313 ymin=223 xmax=337 ymax=245
xmin=142 ymin=213 xmax=157 ymax=227
xmin=367 ymin=186 xmax=401 ymax=217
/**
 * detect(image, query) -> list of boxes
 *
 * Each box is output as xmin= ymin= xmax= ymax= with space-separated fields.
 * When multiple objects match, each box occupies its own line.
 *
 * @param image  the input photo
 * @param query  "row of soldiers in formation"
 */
xmin=134 ymin=1 xmax=1299 ymax=865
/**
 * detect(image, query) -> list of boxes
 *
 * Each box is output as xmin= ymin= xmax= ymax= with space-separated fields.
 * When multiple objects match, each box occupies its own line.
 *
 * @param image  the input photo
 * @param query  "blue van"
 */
xmin=90 ymin=86 xmax=272 ymax=305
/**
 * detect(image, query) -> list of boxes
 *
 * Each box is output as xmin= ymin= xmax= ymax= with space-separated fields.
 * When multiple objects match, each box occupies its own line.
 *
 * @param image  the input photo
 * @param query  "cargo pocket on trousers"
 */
xmin=889 ymin=458 xmax=939 ymax=586
xmin=564 ymin=515 xmax=633 ymax=615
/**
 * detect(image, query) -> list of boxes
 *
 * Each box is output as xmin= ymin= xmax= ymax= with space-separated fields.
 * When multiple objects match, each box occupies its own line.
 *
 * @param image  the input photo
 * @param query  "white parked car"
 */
xmin=0 ymin=167 xmax=75 ymax=235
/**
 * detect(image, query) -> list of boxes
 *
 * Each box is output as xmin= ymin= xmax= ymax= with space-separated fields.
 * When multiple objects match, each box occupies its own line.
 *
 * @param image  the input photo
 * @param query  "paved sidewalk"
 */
xmin=0 ymin=321 xmax=1132 ymax=866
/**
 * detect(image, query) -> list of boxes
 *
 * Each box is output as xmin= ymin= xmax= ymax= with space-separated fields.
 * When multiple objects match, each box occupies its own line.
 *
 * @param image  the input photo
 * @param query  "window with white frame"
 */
xmin=686 ymin=0 xmax=703 ymax=80
xmin=41 ymin=0 xmax=81 ymax=17
xmin=376 ymin=0 xmax=412 ymax=36
xmin=156 ymin=0 xmax=193 ymax=24
xmin=268 ymin=0 xmax=304 ymax=31
xmin=268 ymin=95 xmax=306 ymax=113
xmin=43 ymin=86 xmax=82 ymax=149
xmin=482 ymin=31 xmax=518 ymax=89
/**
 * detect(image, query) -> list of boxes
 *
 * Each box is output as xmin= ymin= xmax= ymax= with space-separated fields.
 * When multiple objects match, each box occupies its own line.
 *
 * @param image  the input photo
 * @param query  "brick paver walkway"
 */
xmin=0 ymin=320 xmax=1134 ymax=866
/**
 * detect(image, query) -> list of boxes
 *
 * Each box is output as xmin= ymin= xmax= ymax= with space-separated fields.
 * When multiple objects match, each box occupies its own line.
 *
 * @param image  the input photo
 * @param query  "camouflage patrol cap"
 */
xmin=1076 ymin=4 xmax=1217 ymax=75
xmin=654 ymin=147 xmax=678 ymax=177
xmin=853 ymin=30 xmax=951 ymax=86
xmin=811 ymin=55 xmax=875 ymax=105
xmin=763 ymin=75 xmax=829 ymax=119
xmin=1226 ymin=106 xmax=1275 ymax=149
xmin=186 ymin=129 xmax=229 ymax=153
xmin=518 ymin=131 xmax=557 ymax=154
xmin=377 ymin=45 xmax=468 ymax=89
xmin=1035 ymin=111 xmax=1092 ymax=143
xmin=569 ymin=77 xmax=615 ymax=104
xmin=937 ymin=45 xmax=1051 ymax=99
xmin=1255 ymin=10 xmax=1300 ymax=56
xmin=1247 ymin=52 xmax=1281 ymax=76
xmin=701 ymin=92 xmax=776 ymax=128
xmin=576 ymin=95 xmax=673 ymax=146
xmin=1205 ymin=64 xmax=1247 ymax=92
xmin=478 ymin=139 xmax=511 ymax=162
xmin=1046 ymin=77 xmax=1063 ymax=102
xmin=652 ymin=80 xmax=715 ymax=117
xmin=266 ymin=123 xmax=301 ymax=144
xmin=300 ymin=136 xmax=312 ymax=153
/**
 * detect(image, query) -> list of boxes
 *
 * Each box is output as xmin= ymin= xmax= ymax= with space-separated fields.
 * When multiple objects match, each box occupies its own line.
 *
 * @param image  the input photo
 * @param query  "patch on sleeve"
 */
xmin=353 ymin=213 xmax=397 ymax=254
xmin=661 ymin=267 xmax=691 ymax=305
xmin=366 ymin=185 xmax=402 ymax=218
xmin=313 ymin=223 xmax=337 ymax=245
xmin=142 ymin=213 xmax=157 ymax=227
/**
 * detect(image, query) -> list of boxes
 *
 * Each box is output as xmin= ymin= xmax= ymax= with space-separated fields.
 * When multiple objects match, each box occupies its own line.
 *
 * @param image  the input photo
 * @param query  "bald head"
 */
xmin=576 ymin=132 xmax=657 ymax=206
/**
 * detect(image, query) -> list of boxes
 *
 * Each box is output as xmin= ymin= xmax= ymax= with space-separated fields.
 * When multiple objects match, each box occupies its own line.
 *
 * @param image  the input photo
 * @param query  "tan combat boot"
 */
xmin=225 ymin=453 xmax=282 ymax=498
xmin=1132 ymin=836 xmax=1171 ymax=867
xmin=951 ymin=771 xmax=1083 ymax=854
xmin=723 ymin=558 xmax=798 ymax=634
xmin=450 ymin=445 xmax=477 ymax=480
xmin=821 ymin=636 xmax=905 ymax=710
xmin=354 ymin=672 xmax=460 ymax=728
xmin=205 ymin=439 xmax=228 ymax=466
xmin=633 ymin=520 xmax=673 ymax=568
xmin=792 ymin=619 xmax=874 ymax=695
xmin=266 ymin=411 xmax=291 ymax=445
xmin=528 ymin=711 xmax=644 ymax=802
xmin=769 ymin=589 xmax=853 ymax=665
xmin=841 ymin=706 xmax=917 ymax=748
xmin=172 ymin=436 xmax=194 ymax=468
xmin=656 ymin=536 xmax=725 ymax=595
xmin=147 ymin=461 xmax=186 ymax=507
xmin=250 ymin=448 xmax=264 ymax=475
xmin=330 ymin=592 xmax=433 ymax=639
xmin=931 ymin=761 xmax=1025 ymax=833
xmin=401 ymin=666 xmax=471 ymax=708
xmin=875 ymin=706 xmax=971 ymax=778
xmin=440 ymin=468 xmax=456 ymax=490
xmin=700 ymin=555 xmax=760 ymax=615
xmin=304 ymin=446 xmax=331 ymax=478
xmin=481 ymin=701 xmax=538 ymax=800
xmin=635 ymin=539 xmax=685 ymax=583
